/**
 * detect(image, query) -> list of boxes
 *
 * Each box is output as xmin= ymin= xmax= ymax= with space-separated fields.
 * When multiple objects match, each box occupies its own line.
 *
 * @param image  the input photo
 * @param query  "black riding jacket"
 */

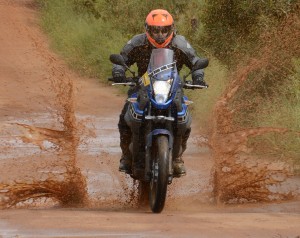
xmin=112 ymin=33 xmax=204 ymax=80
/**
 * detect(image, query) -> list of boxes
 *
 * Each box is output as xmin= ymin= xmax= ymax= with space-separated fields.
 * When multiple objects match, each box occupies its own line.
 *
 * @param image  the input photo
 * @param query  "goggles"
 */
xmin=148 ymin=25 xmax=172 ymax=36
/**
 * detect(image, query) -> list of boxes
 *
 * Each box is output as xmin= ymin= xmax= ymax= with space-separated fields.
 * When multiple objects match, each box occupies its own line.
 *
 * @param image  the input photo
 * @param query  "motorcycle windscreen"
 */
xmin=148 ymin=48 xmax=175 ymax=80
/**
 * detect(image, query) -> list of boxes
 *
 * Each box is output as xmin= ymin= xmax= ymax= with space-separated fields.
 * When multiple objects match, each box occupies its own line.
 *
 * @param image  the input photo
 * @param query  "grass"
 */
xmin=38 ymin=0 xmax=125 ymax=81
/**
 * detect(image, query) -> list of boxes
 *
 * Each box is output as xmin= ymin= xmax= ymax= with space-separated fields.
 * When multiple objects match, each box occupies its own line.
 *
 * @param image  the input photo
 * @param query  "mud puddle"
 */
xmin=0 ymin=110 xmax=213 ymax=210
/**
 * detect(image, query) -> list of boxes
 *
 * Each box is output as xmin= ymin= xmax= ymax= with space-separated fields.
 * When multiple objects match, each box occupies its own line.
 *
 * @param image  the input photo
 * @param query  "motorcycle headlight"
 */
xmin=153 ymin=80 xmax=172 ymax=104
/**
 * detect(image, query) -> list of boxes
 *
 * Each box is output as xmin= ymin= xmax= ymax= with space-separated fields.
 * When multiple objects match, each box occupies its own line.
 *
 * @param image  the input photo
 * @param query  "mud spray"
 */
xmin=210 ymin=13 xmax=300 ymax=204
xmin=0 ymin=31 xmax=87 ymax=208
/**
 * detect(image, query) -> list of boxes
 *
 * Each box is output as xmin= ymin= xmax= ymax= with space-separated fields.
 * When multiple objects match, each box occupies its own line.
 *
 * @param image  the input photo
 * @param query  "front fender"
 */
xmin=146 ymin=129 xmax=173 ymax=149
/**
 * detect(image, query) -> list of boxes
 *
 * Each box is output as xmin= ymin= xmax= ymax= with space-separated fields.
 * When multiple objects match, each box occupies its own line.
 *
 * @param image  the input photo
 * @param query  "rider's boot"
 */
xmin=173 ymin=157 xmax=186 ymax=177
xmin=119 ymin=154 xmax=132 ymax=173
xmin=173 ymin=128 xmax=191 ymax=177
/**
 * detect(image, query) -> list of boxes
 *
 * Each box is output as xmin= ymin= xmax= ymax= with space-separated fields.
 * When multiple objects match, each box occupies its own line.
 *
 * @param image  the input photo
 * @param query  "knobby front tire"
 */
xmin=149 ymin=135 xmax=170 ymax=213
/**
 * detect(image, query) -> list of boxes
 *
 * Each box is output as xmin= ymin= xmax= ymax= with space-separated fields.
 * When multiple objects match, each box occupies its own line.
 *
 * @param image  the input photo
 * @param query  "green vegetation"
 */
xmin=201 ymin=0 xmax=299 ymax=66
xmin=37 ymin=0 xmax=299 ymax=169
xmin=38 ymin=0 xmax=125 ymax=78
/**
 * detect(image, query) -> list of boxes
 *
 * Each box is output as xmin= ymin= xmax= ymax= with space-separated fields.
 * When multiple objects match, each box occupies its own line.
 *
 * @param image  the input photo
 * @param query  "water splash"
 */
xmin=0 ymin=22 xmax=87 ymax=208
xmin=210 ymin=65 xmax=298 ymax=203
xmin=210 ymin=13 xmax=300 ymax=204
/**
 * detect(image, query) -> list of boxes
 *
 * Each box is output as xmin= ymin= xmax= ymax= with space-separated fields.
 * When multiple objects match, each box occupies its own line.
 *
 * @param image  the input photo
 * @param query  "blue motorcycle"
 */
xmin=110 ymin=48 xmax=208 ymax=213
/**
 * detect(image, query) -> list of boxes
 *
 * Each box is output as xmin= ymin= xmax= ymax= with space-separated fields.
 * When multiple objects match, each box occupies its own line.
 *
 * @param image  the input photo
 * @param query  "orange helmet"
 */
xmin=145 ymin=9 xmax=174 ymax=48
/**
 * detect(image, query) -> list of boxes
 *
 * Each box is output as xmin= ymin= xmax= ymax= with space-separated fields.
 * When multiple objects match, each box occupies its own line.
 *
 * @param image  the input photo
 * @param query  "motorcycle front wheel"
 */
xmin=149 ymin=135 xmax=169 ymax=213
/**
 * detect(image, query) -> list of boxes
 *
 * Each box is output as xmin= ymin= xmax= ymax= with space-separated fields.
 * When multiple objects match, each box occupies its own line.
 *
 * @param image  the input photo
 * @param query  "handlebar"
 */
xmin=183 ymin=83 xmax=208 ymax=89
xmin=108 ymin=77 xmax=139 ymax=86
xmin=183 ymin=81 xmax=208 ymax=89
xmin=108 ymin=78 xmax=208 ymax=89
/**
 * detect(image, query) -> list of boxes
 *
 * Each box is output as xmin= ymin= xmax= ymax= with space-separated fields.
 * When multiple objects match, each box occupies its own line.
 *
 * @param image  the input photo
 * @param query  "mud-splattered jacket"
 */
xmin=112 ymin=33 xmax=204 ymax=80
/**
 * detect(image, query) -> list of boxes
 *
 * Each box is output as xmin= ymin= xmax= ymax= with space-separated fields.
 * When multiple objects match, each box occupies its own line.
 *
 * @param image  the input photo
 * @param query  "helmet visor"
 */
xmin=148 ymin=25 xmax=173 ymax=44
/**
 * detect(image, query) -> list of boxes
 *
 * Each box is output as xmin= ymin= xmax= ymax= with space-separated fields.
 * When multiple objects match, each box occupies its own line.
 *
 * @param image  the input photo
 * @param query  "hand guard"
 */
xmin=112 ymin=71 xmax=126 ymax=83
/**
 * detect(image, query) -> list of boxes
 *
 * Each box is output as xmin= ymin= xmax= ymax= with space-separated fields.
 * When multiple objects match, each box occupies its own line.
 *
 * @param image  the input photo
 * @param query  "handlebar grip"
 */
xmin=108 ymin=77 xmax=114 ymax=82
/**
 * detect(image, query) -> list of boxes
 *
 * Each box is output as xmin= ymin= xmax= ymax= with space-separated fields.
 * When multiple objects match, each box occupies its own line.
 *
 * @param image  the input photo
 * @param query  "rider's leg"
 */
xmin=173 ymin=112 xmax=192 ymax=177
xmin=173 ymin=128 xmax=191 ymax=176
xmin=181 ymin=127 xmax=191 ymax=154
xmin=118 ymin=101 xmax=132 ymax=172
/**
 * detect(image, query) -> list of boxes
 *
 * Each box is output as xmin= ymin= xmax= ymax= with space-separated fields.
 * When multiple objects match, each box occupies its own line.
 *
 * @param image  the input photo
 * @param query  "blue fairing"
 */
xmin=129 ymin=48 xmax=189 ymax=116
xmin=149 ymin=98 xmax=172 ymax=110
xmin=129 ymin=81 xmax=188 ymax=117
xmin=129 ymin=93 xmax=144 ymax=115
xmin=178 ymin=103 xmax=188 ymax=116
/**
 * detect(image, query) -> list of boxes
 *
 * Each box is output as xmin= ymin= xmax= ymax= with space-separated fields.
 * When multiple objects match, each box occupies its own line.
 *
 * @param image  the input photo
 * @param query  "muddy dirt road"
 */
xmin=0 ymin=1 xmax=299 ymax=237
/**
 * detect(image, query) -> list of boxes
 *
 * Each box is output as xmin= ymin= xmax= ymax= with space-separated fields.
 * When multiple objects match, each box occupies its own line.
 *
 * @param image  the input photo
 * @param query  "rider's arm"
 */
xmin=112 ymin=34 xmax=148 ymax=79
xmin=171 ymin=35 xmax=205 ymax=81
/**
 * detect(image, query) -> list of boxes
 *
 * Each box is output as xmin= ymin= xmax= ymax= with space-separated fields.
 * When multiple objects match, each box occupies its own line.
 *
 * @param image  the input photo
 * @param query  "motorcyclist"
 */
xmin=111 ymin=9 xmax=208 ymax=176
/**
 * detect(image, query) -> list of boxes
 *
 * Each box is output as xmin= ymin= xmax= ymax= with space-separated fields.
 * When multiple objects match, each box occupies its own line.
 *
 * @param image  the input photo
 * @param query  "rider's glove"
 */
xmin=193 ymin=77 xmax=209 ymax=87
xmin=112 ymin=71 xmax=126 ymax=83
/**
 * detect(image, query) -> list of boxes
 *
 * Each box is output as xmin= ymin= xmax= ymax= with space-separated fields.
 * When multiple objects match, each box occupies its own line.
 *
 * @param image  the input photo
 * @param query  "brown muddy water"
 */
xmin=0 ymin=69 xmax=87 ymax=208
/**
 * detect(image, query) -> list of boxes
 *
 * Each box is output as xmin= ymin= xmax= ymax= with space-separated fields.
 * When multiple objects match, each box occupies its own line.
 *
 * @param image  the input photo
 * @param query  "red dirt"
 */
xmin=0 ymin=1 xmax=299 ymax=237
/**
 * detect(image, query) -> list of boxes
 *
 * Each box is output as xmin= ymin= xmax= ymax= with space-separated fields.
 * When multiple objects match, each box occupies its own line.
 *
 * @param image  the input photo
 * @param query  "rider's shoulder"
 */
xmin=126 ymin=33 xmax=148 ymax=47
xmin=172 ymin=34 xmax=193 ymax=51
xmin=122 ymin=34 xmax=147 ymax=55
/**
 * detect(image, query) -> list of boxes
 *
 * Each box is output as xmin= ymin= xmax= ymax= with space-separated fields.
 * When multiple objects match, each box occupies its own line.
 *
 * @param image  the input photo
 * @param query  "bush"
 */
xmin=200 ymin=0 xmax=299 ymax=66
